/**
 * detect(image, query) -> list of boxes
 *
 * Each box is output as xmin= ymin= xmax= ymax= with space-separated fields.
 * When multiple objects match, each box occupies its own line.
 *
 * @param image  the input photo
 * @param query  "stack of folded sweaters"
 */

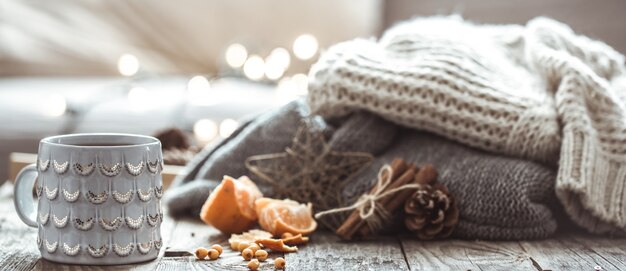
xmin=165 ymin=16 xmax=626 ymax=240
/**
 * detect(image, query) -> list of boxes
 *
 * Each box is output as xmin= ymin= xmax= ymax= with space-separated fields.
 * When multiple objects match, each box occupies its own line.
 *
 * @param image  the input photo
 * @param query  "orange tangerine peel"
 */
xmin=200 ymin=175 xmax=263 ymax=234
xmin=281 ymin=233 xmax=309 ymax=246
xmin=228 ymin=229 xmax=273 ymax=250
xmin=255 ymin=238 xmax=298 ymax=253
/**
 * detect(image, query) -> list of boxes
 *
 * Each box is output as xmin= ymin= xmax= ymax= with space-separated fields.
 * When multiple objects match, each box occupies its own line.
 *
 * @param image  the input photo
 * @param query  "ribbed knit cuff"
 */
xmin=556 ymin=129 xmax=626 ymax=235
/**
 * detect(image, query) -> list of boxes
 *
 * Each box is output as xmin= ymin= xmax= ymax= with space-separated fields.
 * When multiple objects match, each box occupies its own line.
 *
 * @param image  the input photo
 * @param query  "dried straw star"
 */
xmin=245 ymin=119 xmax=373 ymax=223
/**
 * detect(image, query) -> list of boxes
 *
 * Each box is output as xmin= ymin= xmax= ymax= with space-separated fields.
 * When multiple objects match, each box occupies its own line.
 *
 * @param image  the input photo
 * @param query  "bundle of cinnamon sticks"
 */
xmin=335 ymin=158 xmax=438 ymax=240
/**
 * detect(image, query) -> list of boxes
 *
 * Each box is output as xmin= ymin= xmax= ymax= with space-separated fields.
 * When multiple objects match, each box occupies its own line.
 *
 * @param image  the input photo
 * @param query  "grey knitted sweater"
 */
xmin=165 ymin=101 xmax=560 ymax=240
xmin=307 ymin=16 xmax=626 ymax=234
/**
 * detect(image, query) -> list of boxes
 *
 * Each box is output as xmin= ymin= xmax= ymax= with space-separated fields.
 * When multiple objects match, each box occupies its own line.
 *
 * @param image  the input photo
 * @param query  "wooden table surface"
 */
xmin=1 ymin=183 xmax=625 ymax=271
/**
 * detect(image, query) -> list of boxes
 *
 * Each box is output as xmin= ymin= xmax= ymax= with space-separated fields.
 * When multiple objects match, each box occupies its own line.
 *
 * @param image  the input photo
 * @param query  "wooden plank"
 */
xmin=572 ymin=235 xmax=626 ymax=270
xmin=7 ymin=152 xmax=182 ymax=190
xmin=0 ymin=221 xmax=40 ymax=271
xmin=401 ymin=238 xmax=535 ymax=271
xmin=519 ymin=234 xmax=625 ymax=271
xmin=166 ymin=217 xmax=226 ymax=251
xmin=285 ymin=232 xmax=408 ymax=271
xmin=166 ymin=218 xmax=283 ymax=270
xmin=155 ymin=258 xmax=193 ymax=271
xmin=0 ymin=183 xmax=40 ymax=271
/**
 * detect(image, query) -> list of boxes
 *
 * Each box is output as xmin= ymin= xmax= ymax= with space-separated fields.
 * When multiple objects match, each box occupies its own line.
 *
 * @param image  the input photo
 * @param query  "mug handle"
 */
xmin=13 ymin=164 xmax=39 ymax=227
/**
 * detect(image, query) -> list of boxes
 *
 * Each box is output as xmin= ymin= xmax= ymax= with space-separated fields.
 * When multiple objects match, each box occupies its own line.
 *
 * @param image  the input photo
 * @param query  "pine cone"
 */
xmin=154 ymin=128 xmax=191 ymax=150
xmin=404 ymin=182 xmax=459 ymax=240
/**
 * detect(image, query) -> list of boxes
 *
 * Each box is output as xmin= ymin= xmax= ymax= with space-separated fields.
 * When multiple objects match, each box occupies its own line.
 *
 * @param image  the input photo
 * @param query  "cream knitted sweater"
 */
xmin=307 ymin=16 xmax=626 ymax=234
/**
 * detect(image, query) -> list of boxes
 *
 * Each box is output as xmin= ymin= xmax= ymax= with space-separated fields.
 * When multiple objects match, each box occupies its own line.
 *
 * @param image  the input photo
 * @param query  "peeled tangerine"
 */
xmin=255 ymin=198 xmax=317 ymax=237
xmin=200 ymin=176 xmax=263 ymax=234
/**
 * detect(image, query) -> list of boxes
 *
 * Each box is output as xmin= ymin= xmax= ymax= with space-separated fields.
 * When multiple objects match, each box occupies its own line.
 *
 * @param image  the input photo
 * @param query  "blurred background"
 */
xmin=0 ymin=0 xmax=625 ymax=182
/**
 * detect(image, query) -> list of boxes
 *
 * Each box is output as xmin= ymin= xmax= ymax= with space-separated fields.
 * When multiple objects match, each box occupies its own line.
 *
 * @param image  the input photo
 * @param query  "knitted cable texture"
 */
xmin=307 ymin=16 xmax=626 ymax=234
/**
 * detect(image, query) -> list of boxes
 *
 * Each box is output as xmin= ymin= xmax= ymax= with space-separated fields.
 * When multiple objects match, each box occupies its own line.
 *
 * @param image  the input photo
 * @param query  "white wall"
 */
xmin=0 ymin=0 xmax=382 ymax=76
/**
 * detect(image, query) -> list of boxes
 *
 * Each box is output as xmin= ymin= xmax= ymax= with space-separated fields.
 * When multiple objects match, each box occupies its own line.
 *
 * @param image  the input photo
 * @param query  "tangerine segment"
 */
xmin=235 ymin=176 xmax=263 ymax=220
xmin=255 ymin=238 xmax=298 ymax=253
xmin=200 ymin=176 xmax=263 ymax=234
xmin=255 ymin=198 xmax=317 ymax=237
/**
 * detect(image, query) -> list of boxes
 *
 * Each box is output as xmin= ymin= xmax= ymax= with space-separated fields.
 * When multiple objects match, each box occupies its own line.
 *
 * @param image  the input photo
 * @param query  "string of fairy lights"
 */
xmin=39 ymin=34 xmax=321 ymax=145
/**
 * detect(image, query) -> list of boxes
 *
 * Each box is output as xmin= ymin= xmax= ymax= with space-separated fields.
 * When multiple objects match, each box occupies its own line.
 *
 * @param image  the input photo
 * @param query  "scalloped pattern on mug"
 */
xmin=45 ymin=186 xmax=58 ymax=200
xmin=87 ymin=190 xmax=108 ymax=204
xmin=154 ymin=186 xmax=163 ymax=199
xmin=113 ymin=243 xmax=134 ymax=257
xmin=39 ymin=213 xmax=49 ymax=225
xmin=73 ymin=162 xmax=95 ymax=176
xmin=74 ymin=217 xmax=94 ymax=231
xmin=137 ymin=189 xmax=153 ymax=202
xmin=31 ymin=135 xmax=163 ymax=264
xmin=62 ymin=189 xmax=80 ymax=202
xmin=125 ymin=161 xmax=144 ymax=176
xmin=45 ymin=240 xmax=58 ymax=253
xmin=147 ymin=159 xmax=160 ymax=174
xmin=52 ymin=214 xmax=68 ymax=228
xmin=125 ymin=215 xmax=144 ymax=230
xmin=63 ymin=243 xmax=80 ymax=256
xmin=137 ymin=241 xmax=152 ymax=254
xmin=38 ymin=159 xmax=50 ymax=172
xmin=99 ymin=163 xmax=122 ymax=177
xmin=53 ymin=160 xmax=69 ymax=174
xmin=99 ymin=217 xmax=122 ymax=231
xmin=147 ymin=213 xmax=160 ymax=227
xmin=112 ymin=190 xmax=134 ymax=204
xmin=87 ymin=244 xmax=108 ymax=258
xmin=154 ymin=239 xmax=162 ymax=250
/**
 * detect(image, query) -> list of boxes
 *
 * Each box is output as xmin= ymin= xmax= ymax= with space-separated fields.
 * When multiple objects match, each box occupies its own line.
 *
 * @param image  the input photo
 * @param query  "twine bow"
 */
xmin=315 ymin=164 xmax=422 ymax=233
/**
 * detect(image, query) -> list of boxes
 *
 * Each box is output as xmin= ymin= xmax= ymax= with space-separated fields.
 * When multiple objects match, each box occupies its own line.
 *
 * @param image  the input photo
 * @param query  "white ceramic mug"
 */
xmin=14 ymin=133 xmax=164 ymax=265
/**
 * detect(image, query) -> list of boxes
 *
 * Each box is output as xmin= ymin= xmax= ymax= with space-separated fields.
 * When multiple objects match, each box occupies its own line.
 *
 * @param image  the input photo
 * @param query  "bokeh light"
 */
xmin=225 ymin=43 xmax=248 ymax=68
xmin=187 ymin=75 xmax=211 ymax=95
xmin=293 ymin=34 xmax=319 ymax=60
xmin=187 ymin=75 xmax=215 ymax=106
xmin=194 ymin=119 xmax=218 ymax=142
xmin=219 ymin=118 xmax=239 ymax=138
xmin=117 ymin=53 xmax=140 ymax=76
xmin=264 ymin=59 xmax=285 ymax=81
xmin=243 ymin=55 xmax=265 ymax=81
xmin=269 ymin=48 xmax=291 ymax=70
xmin=264 ymin=48 xmax=291 ymax=80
